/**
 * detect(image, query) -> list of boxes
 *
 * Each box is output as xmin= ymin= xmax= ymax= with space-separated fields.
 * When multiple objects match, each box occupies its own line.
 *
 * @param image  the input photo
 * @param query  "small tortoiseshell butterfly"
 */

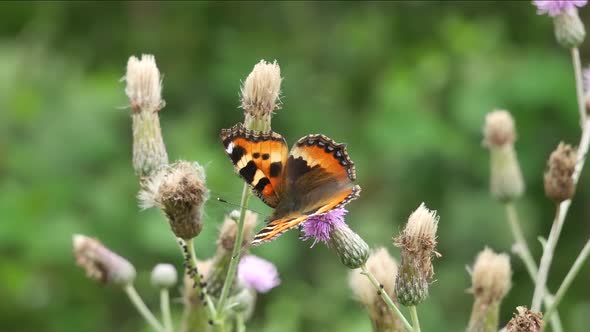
xmin=220 ymin=123 xmax=361 ymax=246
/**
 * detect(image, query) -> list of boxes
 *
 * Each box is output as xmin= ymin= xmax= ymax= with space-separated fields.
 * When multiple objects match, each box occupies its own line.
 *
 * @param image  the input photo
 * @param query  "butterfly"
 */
xmin=220 ymin=123 xmax=361 ymax=246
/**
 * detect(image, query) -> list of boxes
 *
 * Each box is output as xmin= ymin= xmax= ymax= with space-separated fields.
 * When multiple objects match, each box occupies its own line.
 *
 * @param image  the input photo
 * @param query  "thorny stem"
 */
xmin=542 ymin=239 xmax=590 ymax=329
xmin=180 ymin=239 xmax=217 ymax=320
xmin=160 ymin=288 xmax=173 ymax=332
xmin=124 ymin=284 xmax=165 ymax=332
xmin=360 ymin=264 xmax=413 ymax=331
xmin=504 ymin=203 xmax=563 ymax=332
xmin=216 ymin=183 xmax=252 ymax=319
xmin=572 ymin=48 xmax=586 ymax=127
xmin=409 ymin=306 xmax=421 ymax=332
xmin=531 ymin=47 xmax=590 ymax=311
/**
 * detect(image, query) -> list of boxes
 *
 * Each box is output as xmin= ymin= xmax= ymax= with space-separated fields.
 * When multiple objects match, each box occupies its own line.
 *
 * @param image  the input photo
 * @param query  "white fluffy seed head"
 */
xmin=124 ymin=54 xmax=164 ymax=112
xmin=471 ymin=247 xmax=512 ymax=304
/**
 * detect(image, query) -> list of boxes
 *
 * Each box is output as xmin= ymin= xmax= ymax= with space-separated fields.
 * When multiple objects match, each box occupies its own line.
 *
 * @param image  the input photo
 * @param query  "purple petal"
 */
xmin=237 ymin=255 xmax=280 ymax=293
xmin=533 ymin=0 xmax=587 ymax=17
xmin=300 ymin=208 xmax=348 ymax=247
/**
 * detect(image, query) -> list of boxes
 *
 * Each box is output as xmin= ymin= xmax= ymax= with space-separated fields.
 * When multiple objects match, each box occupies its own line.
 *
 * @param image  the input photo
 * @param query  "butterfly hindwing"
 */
xmin=251 ymin=134 xmax=361 ymax=246
xmin=220 ymin=123 xmax=288 ymax=208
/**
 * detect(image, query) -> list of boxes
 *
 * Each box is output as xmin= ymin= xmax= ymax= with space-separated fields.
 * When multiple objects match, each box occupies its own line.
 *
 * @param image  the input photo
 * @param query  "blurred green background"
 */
xmin=1 ymin=1 xmax=590 ymax=331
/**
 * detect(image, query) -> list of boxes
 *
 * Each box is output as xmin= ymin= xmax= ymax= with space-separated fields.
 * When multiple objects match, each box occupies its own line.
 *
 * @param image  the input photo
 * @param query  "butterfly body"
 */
xmin=220 ymin=123 xmax=360 ymax=246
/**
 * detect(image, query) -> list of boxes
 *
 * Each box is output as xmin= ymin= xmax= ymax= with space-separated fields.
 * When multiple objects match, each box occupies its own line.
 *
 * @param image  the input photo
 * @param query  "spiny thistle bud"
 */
xmin=124 ymin=54 xmax=168 ymax=178
xmin=301 ymin=208 xmax=370 ymax=269
xmin=349 ymin=248 xmax=402 ymax=332
xmin=394 ymin=203 xmax=440 ymax=307
xmin=483 ymin=110 xmax=524 ymax=202
xmin=73 ymin=234 xmax=136 ymax=286
xmin=207 ymin=210 xmax=258 ymax=297
xmin=544 ymin=142 xmax=577 ymax=203
xmin=533 ymin=1 xmax=587 ymax=48
xmin=240 ymin=60 xmax=282 ymax=131
xmin=505 ymin=306 xmax=543 ymax=332
xmin=139 ymin=161 xmax=209 ymax=240
xmin=467 ymin=248 xmax=512 ymax=332
xmin=151 ymin=263 xmax=178 ymax=289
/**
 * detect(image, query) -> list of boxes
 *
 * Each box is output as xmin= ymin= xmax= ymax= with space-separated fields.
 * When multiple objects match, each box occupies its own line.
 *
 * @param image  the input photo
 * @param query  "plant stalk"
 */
xmin=124 ymin=284 xmax=165 ymax=332
xmin=160 ymin=288 xmax=173 ymax=332
xmin=409 ymin=306 xmax=420 ymax=332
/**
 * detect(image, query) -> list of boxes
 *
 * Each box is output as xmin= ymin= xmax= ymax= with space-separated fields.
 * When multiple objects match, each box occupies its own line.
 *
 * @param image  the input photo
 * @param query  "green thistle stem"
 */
xmin=216 ymin=183 xmax=251 ymax=318
xmin=571 ymin=47 xmax=586 ymax=126
xmin=542 ymin=238 xmax=590 ymax=330
xmin=160 ymin=288 xmax=173 ymax=332
xmin=409 ymin=306 xmax=420 ymax=332
xmin=124 ymin=284 xmax=165 ymax=332
xmin=360 ymin=264 xmax=412 ymax=331
xmin=181 ymin=240 xmax=217 ymax=320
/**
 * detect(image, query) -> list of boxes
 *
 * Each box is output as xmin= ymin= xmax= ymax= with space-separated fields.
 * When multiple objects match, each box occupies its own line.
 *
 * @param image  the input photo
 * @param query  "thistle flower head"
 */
xmin=237 ymin=255 xmax=280 ymax=293
xmin=73 ymin=234 xmax=136 ymax=286
xmin=139 ymin=160 xmax=209 ymax=240
xmin=483 ymin=110 xmax=516 ymax=148
xmin=301 ymin=208 xmax=348 ymax=247
xmin=151 ymin=263 xmax=178 ymax=289
xmin=217 ymin=210 xmax=258 ymax=252
xmin=544 ymin=142 xmax=577 ymax=203
xmin=470 ymin=247 xmax=512 ymax=305
xmin=506 ymin=306 xmax=544 ymax=332
xmin=349 ymin=248 xmax=402 ymax=331
xmin=302 ymin=208 xmax=369 ymax=269
xmin=240 ymin=60 xmax=282 ymax=131
xmin=394 ymin=203 xmax=440 ymax=306
xmin=124 ymin=54 xmax=164 ymax=112
xmin=533 ymin=0 xmax=587 ymax=17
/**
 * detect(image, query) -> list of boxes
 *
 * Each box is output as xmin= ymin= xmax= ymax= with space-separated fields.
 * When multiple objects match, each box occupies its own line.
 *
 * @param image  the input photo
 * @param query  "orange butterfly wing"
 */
xmin=220 ymin=123 xmax=288 ymax=208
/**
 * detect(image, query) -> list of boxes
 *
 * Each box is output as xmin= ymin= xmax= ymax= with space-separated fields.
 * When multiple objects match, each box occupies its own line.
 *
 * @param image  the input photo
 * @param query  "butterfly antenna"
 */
xmin=215 ymin=196 xmax=265 ymax=215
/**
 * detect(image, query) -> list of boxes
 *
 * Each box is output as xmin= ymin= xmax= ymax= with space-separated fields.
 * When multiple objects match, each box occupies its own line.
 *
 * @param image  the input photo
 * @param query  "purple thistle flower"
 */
xmin=237 ymin=255 xmax=280 ymax=293
xmin=300 ymin=208 xmax=348 ymax=247
xmin=533 ymin=0 xmax=587 ymax=17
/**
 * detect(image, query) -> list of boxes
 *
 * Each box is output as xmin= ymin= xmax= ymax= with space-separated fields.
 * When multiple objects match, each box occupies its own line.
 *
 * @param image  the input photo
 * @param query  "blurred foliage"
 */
xmin=1 ymin=1 xmax=590 ymax=331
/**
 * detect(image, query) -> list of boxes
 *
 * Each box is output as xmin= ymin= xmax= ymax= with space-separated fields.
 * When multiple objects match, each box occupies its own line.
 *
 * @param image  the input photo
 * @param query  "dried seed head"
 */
xmin=151 ymin=263 xmax=178 ymax=289
xmin=553 ymin=8 xmax=586 ymax=48
xmin=483 ymin=110 xmax=516 ymax=148
xmin=394 ymin=203 xmax=440 ymax=306
xmin=471 ymin=248 xmax=512 ymax=304
xmin=506 ymin=306 xmax=544 ymax=332
xmin=124 ymin=54 xmax=168 ymax=177
xmin=73 ymin=234 xmax=136 ymax=286
xmin=544 ymin=142 xmax=577 ymax=203
xmin=349 ymin=248 xmax=401 ymax=330
xmin=217 ymin=210 xmax=258 ymax=252
xmin=139 ymin=161 xmax=209 ymax=240
xmin=240 ymin=60 xmax=282 ymax=131
xmin=124 ymin=54 xmax=164 ymax=113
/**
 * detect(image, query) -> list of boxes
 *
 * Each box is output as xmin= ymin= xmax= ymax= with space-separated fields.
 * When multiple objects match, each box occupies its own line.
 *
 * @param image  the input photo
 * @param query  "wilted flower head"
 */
xmin=217 ymin=210 xmax=259 ymax=252
xmin=124 ymin=54 xmax=168 ymax=177
xmin=349 ymin=248 xmax=402 ymax=331
xmin=151 ymin=263 xmax=178 ymax=289
xmin=471 ymin=247 xmax=512 ymax=304
xmin=533 ymin=0 xmax=587 ymax=17
xmin=302 ymin=208 xmax=369 ymax=269
xmin=237 ymin=255 xmax=280 ymax=293
xmin=240 ymin=60 xmax=282 ymax=131
xmin=394 ymin=203 xmax=440 ymax=306
xmin=139 ymin=160 xmax=209 ymax=240
xmin=483 ymin=110 xmax=516 ymax=148
xmin=544 ymin=142 xmax=577 ymax=203
xmin=73 ymin=234 xmax=136 ymax=286
xmin=506 ymin=306 xmax=544 ymax=332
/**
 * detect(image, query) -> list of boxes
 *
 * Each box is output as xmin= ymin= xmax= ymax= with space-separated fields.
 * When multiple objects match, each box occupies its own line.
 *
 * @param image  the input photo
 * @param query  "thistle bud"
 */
xmin=301 ymin=208 xmax=369 ymax=269
xmin=124 ymin=54 xmax=168 ymax=177
xmin=483 ymin=110 xmax=524 ymax=202
xmin=505 ymin=306 xmax=543 ymax=332
xmin=467 ymin=248 xmax=512 ymax=332
xmin=349 ymin=248 xmax=402 ymax=332
xmin=394 ymin=203 xmax=440 ymax=307
xmin=73 ymin=234 xmax=136 ymax=286
xmin=151 ymin=263 xmax=178 ymax=289
xmin=138 ymin=161 xmax=209 ymax=240
xmin=207 ymin=211 xmax=258 ymax=297
xmin=240 ymin=60 xmax=282 ymax=131
xmin=544 ymin=142 xmax=577 ymax=203
xmin=554 ymin=8 xmax=586 ymax=48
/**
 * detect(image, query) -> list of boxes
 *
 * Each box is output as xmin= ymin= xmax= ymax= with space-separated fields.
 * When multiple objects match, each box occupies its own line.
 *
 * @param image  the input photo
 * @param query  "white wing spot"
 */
xmin=225 ymin=142 xmax=234 ymax=154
